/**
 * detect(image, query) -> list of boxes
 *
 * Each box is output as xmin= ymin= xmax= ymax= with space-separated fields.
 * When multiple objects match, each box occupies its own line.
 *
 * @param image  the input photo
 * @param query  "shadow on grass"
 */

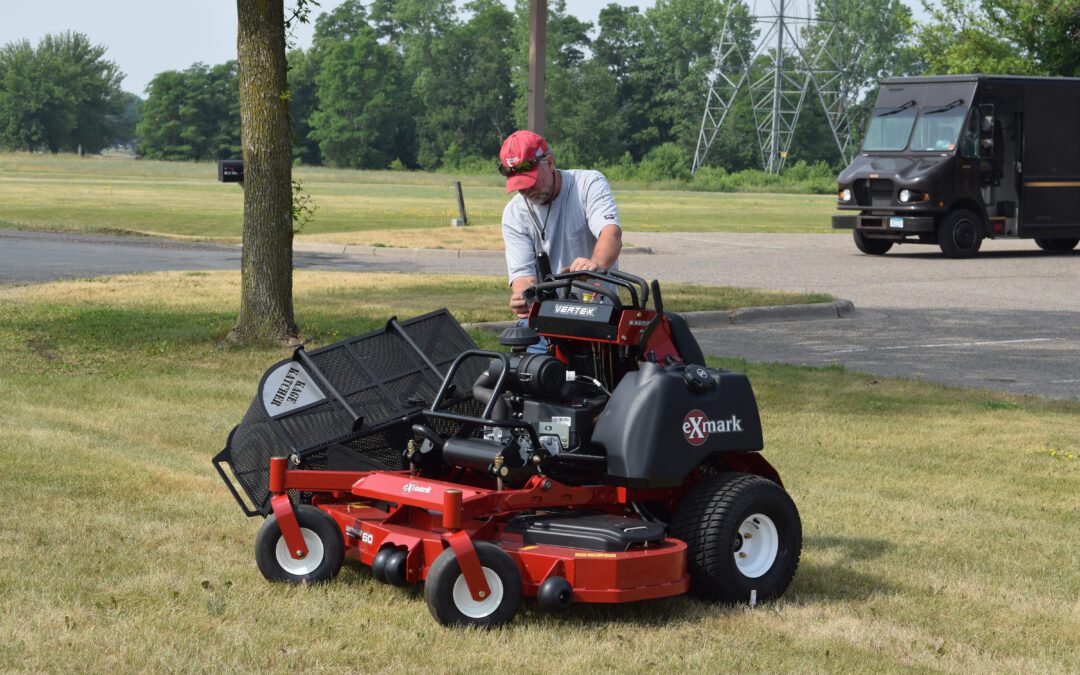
xmin=787 ymin=534 xmax=900 ymax=603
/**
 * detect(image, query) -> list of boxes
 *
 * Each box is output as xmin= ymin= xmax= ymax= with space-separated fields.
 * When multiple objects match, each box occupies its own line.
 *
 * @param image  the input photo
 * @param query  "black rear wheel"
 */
xmin=670 ymin=473 xmax=801 ymax=604
xmin=853 ymin=230 xmax=893 ymax=255
xmin=1034 ymin=237 xmax=1079 ymax=252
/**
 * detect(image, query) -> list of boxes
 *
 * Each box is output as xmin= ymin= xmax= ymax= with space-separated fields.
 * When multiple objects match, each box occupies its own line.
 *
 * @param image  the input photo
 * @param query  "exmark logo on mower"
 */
xmin=401 ymin=481 xmax=433 ymax=495
xmin=682 ymin=409 xmax=742 ymax=446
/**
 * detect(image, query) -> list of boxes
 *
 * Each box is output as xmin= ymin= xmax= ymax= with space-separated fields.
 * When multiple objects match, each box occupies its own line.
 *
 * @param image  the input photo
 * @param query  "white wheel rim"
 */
xmin=734 ymin=513 xmax=779 ymax=578
xmin=274 ymin=527 xmax=324 ymax=576
xmin=451 ymin=567 xmax=504 ymax=619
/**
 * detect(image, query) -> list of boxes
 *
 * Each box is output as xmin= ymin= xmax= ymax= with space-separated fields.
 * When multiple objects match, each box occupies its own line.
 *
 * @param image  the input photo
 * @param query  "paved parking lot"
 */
xmin=3 ymin=229 xmax=1078 ymax=400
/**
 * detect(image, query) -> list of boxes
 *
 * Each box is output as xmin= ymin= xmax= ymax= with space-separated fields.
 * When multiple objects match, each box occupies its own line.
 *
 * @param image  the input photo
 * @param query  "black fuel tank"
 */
xmin=592 ymin=362 xmax=763 ymax=487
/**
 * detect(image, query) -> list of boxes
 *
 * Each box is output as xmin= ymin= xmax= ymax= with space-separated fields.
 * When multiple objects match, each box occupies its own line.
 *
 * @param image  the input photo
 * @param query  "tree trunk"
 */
xmin=232 ymin=0 xmax=297 ymax=343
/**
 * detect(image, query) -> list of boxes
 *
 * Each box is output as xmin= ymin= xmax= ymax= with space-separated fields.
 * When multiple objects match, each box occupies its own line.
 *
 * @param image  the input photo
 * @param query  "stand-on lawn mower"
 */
xmin=214 ymin=269 xmax=801 ymax=627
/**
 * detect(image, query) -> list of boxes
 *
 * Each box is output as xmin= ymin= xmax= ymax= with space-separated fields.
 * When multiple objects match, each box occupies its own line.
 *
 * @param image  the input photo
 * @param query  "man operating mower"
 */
xmin=499 ymin=130 xmax=623 ymax=319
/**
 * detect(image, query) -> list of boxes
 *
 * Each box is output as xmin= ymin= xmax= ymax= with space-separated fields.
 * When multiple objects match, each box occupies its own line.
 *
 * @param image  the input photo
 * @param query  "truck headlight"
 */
xmin=899 ymin=189 xmax=912 ymax=203
xmin=839 ymin=188 xmax=852 ymax=202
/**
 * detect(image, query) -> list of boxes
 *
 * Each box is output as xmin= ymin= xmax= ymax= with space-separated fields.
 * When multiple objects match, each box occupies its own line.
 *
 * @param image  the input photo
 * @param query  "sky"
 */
xmin=0 ymin=0 xmax=929 ymax=97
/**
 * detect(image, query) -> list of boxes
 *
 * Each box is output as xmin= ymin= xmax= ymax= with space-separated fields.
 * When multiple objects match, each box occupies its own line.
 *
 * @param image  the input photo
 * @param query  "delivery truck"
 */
xmin=833 ymin=75 xmax=1080 ymax=258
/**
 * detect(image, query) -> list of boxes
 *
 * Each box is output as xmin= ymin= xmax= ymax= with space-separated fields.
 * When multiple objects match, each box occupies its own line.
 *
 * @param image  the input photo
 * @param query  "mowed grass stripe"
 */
xmin=0 ymin=270 xmax=1076 ymax=671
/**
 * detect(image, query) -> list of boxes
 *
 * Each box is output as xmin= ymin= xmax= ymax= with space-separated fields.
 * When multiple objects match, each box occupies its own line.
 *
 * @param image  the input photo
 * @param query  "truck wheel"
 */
xmin=937 ymin=209 xmax=983 ymax=258
xmin=670 ymin=473 xmax=801 ymax=604
xmin=255 ymin=504 xmax=344 ymax=584
xmin=853 ymin=230 xmax=892 ymax=255
xmin=424 ymin=542 xmax=521 ymax=627
xmin=1034 ymin=237 xmax=1079 ymax=252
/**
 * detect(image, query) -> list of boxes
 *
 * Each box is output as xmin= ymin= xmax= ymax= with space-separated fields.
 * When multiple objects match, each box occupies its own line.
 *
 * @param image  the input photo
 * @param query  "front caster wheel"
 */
xmin=670 ymin=472 xmax=801 ymax=604
xmin=254 ymin=504 xmax=344 ymax=584
xmin=424 ymin=542 xmax=521 ymax=627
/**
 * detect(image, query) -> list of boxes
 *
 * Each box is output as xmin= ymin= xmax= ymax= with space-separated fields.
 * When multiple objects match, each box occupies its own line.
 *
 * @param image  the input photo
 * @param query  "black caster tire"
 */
xmin=371 ymin=546 xmax=395 ymax=583
xmin=937 ymin=209 xmax=983 ymax=258
xmin=853 ymin=230 xmax=893 ymax=255
xmin=383 ymin=549 xmax=410 ymax=586
xmin=255 ymin=504 xmax=344 ymax=584
xmin=670 ymin=472 xmax=801 ymax=604
xmin=424 ymin=542 xmax=521 ymax=627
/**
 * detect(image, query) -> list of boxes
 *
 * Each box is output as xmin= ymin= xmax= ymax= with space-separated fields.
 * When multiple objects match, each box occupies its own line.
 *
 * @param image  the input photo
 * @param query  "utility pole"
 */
xmin=527 ymin=0 xmax=547 ymax=135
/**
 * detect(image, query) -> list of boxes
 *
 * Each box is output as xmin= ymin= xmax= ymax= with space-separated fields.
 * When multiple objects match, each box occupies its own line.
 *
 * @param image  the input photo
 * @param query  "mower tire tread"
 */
xmin=254 ymin=504 xmax=344 ymax=584
xmin=671 ymin=472 xmax=801 ymax=604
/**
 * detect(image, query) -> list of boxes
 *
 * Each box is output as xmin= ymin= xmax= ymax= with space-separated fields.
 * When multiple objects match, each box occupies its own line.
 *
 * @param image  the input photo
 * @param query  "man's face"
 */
xmin=519 ymin=156 xmax=555 ymax=204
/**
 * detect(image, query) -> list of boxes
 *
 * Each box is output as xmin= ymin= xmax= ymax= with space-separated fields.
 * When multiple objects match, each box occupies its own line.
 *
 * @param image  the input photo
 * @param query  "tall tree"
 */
xmin=232 ymin=0 xmax=297 ymax=342
xmin=308 ymin=1 xmax=415 ymax=168
xmin=0 ymin=32 xmax=125 ymax=153
xmin=916 ymin=0 xmax=1080 ymax=76
xmin=411 ymin=0 xmax=515 ymax=167
xmin=287 ymin=48 xmax=321 ymax=165
xmin=137 ymin=62 xmax=240 ymax=160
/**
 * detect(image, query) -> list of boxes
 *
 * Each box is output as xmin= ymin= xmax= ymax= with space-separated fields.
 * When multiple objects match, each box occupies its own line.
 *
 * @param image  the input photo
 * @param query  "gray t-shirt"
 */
xmin=502 ymin=169 xmax=621 ymax=284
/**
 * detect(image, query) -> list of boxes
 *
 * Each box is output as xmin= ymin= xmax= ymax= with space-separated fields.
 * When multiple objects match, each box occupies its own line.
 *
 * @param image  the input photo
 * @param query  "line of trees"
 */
xmin=0 ymin=31 xmax=138 ymax=153
xmin=1 ymin=0 xmax=1078 ymax=174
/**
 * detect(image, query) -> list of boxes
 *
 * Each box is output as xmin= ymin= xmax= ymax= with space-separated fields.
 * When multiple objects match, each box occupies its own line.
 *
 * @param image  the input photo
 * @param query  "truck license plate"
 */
xmin=889 ymin=217 xmax=904 ymax=229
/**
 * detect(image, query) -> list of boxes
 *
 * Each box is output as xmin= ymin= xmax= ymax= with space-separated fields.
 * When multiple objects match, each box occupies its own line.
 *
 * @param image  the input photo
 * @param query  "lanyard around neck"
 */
xmin=524 ymin=170 xmax=560 ymax=244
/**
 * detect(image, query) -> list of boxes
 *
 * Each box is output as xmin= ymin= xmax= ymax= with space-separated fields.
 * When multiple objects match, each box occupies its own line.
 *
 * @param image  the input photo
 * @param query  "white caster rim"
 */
xmin=452 ymin=567 xmax=504 ymax=618
xmin=275 ymin=527 xmax=324 ymax=576
xmin=735 ymin=513 xmax=779 ymax=578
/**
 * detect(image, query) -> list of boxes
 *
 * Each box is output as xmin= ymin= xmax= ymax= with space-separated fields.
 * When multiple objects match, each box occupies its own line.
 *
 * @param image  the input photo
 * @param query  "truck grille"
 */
xmin=853 ymin=179 xmax=894 ymax=207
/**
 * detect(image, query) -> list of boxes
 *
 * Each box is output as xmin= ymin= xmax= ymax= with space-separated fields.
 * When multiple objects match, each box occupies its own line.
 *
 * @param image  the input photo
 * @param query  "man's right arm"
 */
xmin=503 ymin=201 xmax=538 ymax=318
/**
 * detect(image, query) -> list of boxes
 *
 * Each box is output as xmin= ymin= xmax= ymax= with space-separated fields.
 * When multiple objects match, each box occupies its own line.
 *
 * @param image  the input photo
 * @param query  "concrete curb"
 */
xmin=293 ymin=242 xmax=653 ymax=258
xmin=466 ymin=299 xmax=855 ymax=333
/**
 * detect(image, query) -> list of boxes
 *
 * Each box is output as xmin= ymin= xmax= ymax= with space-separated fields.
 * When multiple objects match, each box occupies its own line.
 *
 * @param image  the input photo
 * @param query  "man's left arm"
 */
xmin=564 ymin=224 xmax=621 ymax=272
xmin=564 ymin=172 xmax=622 ymax=273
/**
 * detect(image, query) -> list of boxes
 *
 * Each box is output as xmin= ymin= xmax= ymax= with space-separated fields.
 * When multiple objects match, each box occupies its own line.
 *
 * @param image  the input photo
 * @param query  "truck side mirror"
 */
xmin=977 ymin=104 xmax=995 ymax=159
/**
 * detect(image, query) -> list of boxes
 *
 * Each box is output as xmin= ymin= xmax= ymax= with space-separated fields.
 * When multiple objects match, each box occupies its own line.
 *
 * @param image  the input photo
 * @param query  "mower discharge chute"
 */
xmin=215 ymin=269 xmax=801 ymax=627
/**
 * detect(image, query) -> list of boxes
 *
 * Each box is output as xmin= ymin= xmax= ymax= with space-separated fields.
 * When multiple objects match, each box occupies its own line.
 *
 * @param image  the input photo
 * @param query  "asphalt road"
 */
xmin=2 ymin=228 xmax=1078 ymax=400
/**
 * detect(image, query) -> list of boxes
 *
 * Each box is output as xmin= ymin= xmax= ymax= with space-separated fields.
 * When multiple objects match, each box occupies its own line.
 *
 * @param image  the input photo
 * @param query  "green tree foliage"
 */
xmin=308 ymin=0 xmax=415 ymax=168
xmin=410 ymin=0 xmax=516 ymax=168
xmin=916 ymin=0 xmax=1080 ymax=76
xmin=287 ymin=48 xmax=322 ymax=164
xmin=136 ymin=62 xmax=241 ymax=160
xmin=0 ymin=32 xmax=126 ymax=153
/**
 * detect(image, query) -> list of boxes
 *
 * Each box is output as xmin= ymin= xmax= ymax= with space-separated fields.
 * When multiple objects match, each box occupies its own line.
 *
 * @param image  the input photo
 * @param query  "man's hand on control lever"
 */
xmin=561 ymin=257 xmax=600 ymax=273
xmin=509 ymin=275 xmax=536 ymax=319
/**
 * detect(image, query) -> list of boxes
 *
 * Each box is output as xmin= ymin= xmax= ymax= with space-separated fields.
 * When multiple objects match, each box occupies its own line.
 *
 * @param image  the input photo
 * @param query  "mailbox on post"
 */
xmin=218 ymin=159 xmax=244 ymax=183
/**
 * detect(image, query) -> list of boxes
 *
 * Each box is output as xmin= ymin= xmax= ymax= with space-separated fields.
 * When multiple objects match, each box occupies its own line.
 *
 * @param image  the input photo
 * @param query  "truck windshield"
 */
xmin=862 ymin=103 xmax=917 ymax=151
xmin=908 ymin=102 xmax=968 ymax=152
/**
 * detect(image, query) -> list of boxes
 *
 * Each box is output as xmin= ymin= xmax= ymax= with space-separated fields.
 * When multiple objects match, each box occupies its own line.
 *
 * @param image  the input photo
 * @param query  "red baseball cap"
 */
xmin=499 ymin=130 xmax=549 ymax=193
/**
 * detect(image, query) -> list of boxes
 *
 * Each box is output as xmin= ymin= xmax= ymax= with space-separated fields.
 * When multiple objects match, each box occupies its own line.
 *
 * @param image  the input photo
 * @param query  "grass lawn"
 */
xmin=0 ymin=152 xmax=838 ymax=249
xmin=0 ymin=271 xmax=1076 ymax=671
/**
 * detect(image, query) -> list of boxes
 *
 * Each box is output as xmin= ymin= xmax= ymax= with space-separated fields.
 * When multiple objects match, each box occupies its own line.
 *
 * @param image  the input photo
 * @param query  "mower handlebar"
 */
xmin=531 ymin=268 xmax=647 ymax=309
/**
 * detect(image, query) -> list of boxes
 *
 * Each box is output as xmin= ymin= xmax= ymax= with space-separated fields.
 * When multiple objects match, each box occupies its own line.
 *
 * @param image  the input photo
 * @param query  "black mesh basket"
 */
xmin=213 ymin=310 xmax=484 ymax=516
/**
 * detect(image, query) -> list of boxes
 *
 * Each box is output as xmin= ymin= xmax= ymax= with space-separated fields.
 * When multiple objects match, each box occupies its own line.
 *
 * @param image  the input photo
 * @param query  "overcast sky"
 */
xmin=1 ymin=0 xmax=928 ymax=96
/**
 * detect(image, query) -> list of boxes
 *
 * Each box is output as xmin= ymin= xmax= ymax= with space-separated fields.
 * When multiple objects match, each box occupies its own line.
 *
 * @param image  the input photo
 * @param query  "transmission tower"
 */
xmin=692 ymin=0 xmax=856 ymax=174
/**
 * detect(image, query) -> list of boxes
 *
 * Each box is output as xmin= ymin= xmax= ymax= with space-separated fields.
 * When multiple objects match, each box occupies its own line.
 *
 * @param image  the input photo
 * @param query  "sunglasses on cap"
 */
xmin=497 ymin=154 xmax=548 ymax=177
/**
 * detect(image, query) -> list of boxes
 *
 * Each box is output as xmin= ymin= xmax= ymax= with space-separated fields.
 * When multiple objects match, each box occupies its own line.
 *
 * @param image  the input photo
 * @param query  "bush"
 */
xmin=637 ymin=143 xmax=691 ymax=182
